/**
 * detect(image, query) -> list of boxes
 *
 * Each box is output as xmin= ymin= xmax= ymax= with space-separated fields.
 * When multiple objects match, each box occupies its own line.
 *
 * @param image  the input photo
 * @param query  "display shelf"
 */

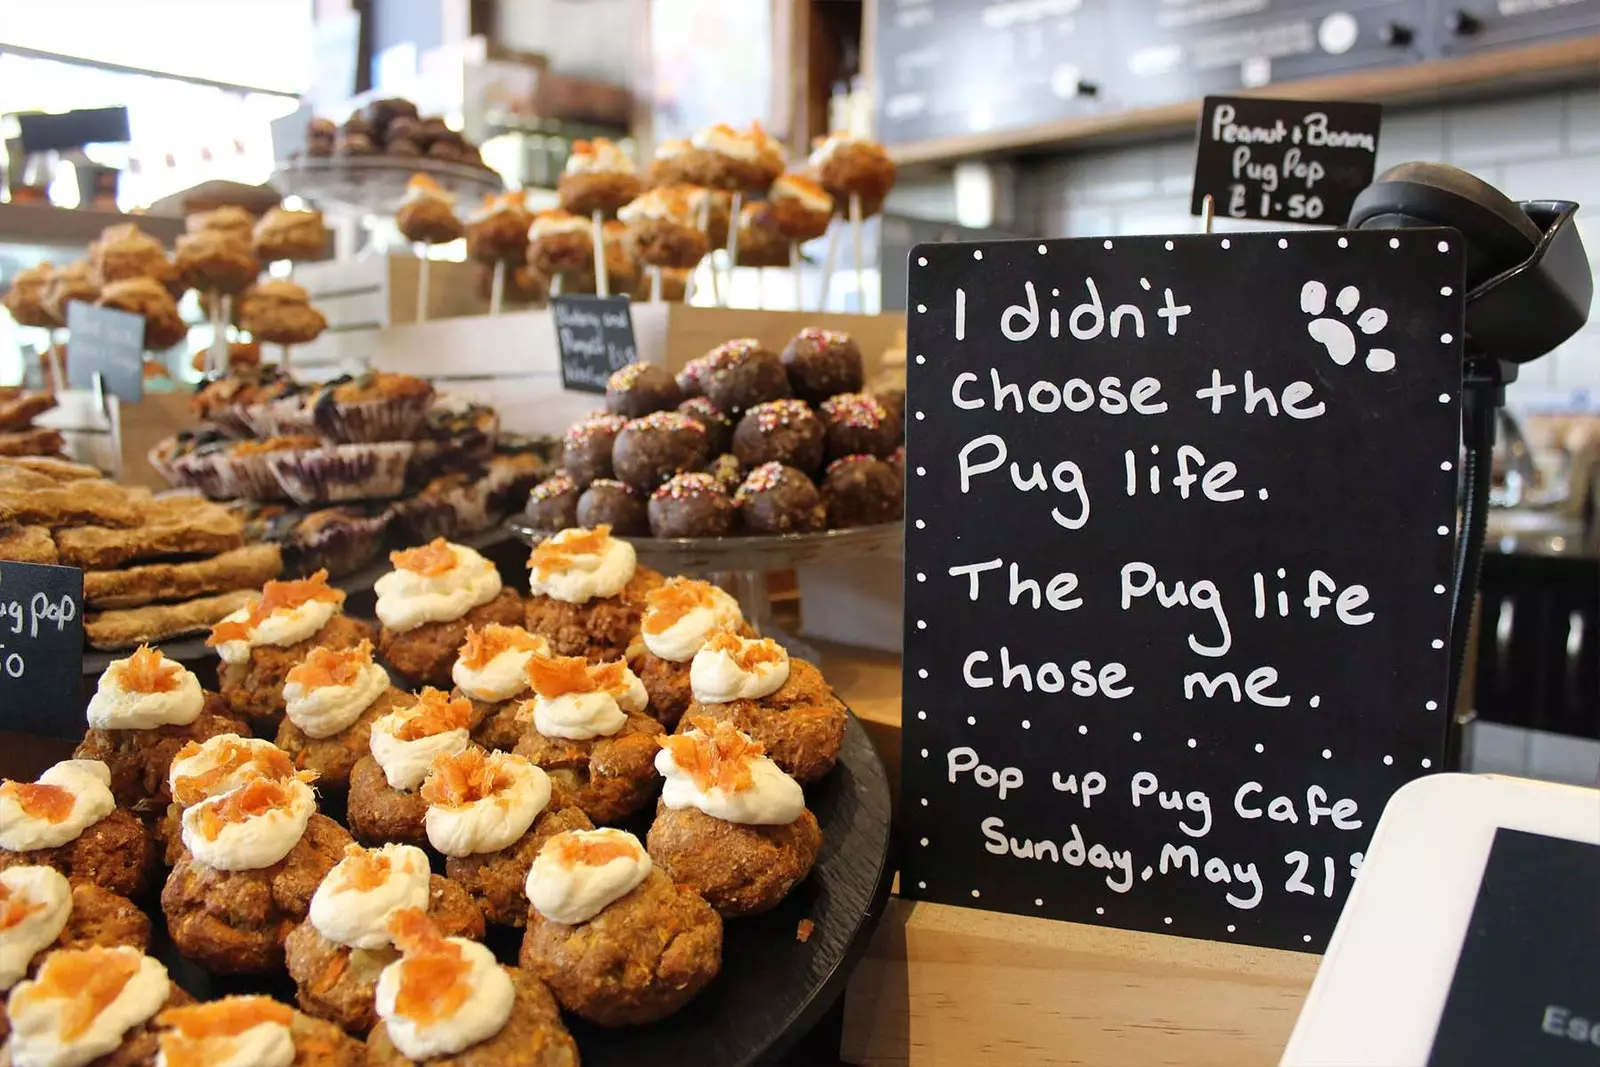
xmin=0 ymin=201 xmax=185 ymax=249
xmin=271 ymin=154 xmax=505 ymax=214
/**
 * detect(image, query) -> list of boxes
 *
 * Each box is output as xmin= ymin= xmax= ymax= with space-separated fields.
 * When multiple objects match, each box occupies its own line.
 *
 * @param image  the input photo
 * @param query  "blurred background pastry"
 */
xmin=557 ymin=138 xmax=642 ymax=217
xmin=97 ymin=277 xmax=187 ymax=350
xmin=254 ymin=207 xmax=328 ymax=262
xmin=394 ymin=174 xmax=464 ymax=244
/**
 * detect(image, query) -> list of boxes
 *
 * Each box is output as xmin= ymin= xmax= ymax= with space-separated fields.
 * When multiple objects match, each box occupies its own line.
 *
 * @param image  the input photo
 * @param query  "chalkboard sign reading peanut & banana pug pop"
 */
xmin=901 ymin=230 xmax=1462 ymax=952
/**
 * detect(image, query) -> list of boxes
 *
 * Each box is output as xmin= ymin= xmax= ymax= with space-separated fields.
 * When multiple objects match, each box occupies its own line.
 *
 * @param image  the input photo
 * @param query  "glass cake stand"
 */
xmin=271 ymin=155 xmax=505 ymax=215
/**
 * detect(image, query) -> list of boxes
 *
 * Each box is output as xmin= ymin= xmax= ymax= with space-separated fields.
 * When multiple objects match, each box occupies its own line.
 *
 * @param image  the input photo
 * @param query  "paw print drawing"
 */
xmin=1300 ymin=281 xmax=1397 ymax=373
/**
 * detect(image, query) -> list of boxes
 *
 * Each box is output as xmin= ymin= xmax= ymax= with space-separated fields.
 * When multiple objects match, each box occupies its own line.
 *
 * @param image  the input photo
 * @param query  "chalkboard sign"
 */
xmin=1192 ymin=96 xmax=1382 ymax=224
xmin=553 ymin=295 xmax=639 ymax=394
xmin=1428 ymin=830 xmax=1600 ymax=1066
xmin=66 ymin=300 xmax=145 ymax=403
xmin=0 ymin=561 xmax=85 ymax=740
xmin=901 ymin=229 xmax=1462 ymax=952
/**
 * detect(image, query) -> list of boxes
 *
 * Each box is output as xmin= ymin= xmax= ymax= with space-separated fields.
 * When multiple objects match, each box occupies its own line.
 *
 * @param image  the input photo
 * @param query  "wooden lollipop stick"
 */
xmin=206 ymin=290 xmax=226 ymax=376
xmin=723 ymin=191 xmax=742 ymax=308
xmin=490 ymin=260 xmax=506 ymax=315
xmin=551 ymin=273 xmax=564 ymax=298
xmin=591 ymin=210 xmax=610 ymax=297
xmin=416 ymin=244 xmax=431 ymax=324
xmin=697 ymin=195 xmax=721 ymax=306
xmin=850 ymin=192 xmax=865 ymax=313
xmin=790 ymin=241 xmax=802 ymax=310
xmin=818 ymin=215 xmax=840 ymax=312
xmin=281 ymin=343 xmax=292 ymax=373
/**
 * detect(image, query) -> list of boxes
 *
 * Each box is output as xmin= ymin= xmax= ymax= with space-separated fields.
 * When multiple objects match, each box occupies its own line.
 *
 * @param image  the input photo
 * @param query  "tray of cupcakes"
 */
xmin=0 ymin=523 xmax=893 ymax=1067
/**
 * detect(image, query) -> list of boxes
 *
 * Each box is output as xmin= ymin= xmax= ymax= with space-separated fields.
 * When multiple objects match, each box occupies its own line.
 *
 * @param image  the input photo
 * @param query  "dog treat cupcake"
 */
xmin=768 ymin=173 xmax=835 ymax=242
xmin=689 ymin=122 xmax=784 ymax=192
xmin=312 ymin=370 xmax=434 ymax=443
xmin=686 ymin=186 xmax=734 ymax=247
xmin=161 ymin=776 xmax=351 ymax=973
xmin=0 ymin=760 xmax=155 ymax=899
xmin=239 ymin=280 xmax=328 ymax=345
xmin=520 ymin=828 xmax=720 ymax=1025
xmin=174 ymin=228 xmax=260 ymax=294
xmin=451 ymin=625 xmax=551 ymax=752
xmin=209 ymin=571 xmax=373 ymax=732
xmin=822 ymin=454 xmax=903 ymax=528
xmin=781 ymin=327 xmax=864 ymax=404
xmin=1 ymin=264 xmax=55 ymax=328
xmin=72 ymin=646 xmax=248 ymax=816
xmin=255 ymin=206 xmax=329 ymax=262
xmin=524 ymin=525 xmax=662 ymax=661
xmin=605 ymin=362 xmax=681 ymax=419
xmin=365 ymin=908 xmax=580 ymax=1066
xmin=395 ymin=175 xmax=464 ymax=244
xmin=648 ymin=472 xmax=737 ymax=539
xmin=648 ymin=720 xmax=821 ymax=916
xmin=348 ymin=690 xmax=473 ymax=847
xmin=160 ymin=734 xmax=297 ymax=864
xmin=89 ymin=224 xmax=177 ymax=289
xmin=2 ymin=946 xmax=180 ymax=1066
xmin=735 ymin=461 xmax=827 ymax=533
xmin=626 ymin=578 xmax=746 ymax=727
xmin=819 ymin=391 xmax=899 ymax=460
xmin=511 ymin=654 xmax=663 ymax=825
xmin=676 ymin=396 xmax=734 ymax=455
xmin=617 ymin=186 xmax=709 ymax=269
xmin=524 ymin=474 xmax=580 ymax=531
xmin=0 ymin=867 xmax=150 ymax=1011
xmin=420 ymin=749 xmax=592 ymax=927
xmin=375 ymin=539 xmax=523 ymax=688
xmin=560 ymin=414 xmax=628 ymax=489
xmin=558 ymin=138 xmax=642 ymax=217
xmin=187 ymin=205 xmax=256 ymax=242
xmin=732 ymin=398 xmax=825 ymax=473
xmin=152 ymin=995 xmax=364 ymax=1067
xmin=734 ymin=202 xmax=790 ymax=268
xmin=42 ymin=260 xmax=98 ymax=326
xmin=679 ymin=629 xmax=848 ymax=782
xmin=97 ymin=277 xmax=188 ymax=350
xmin=612 ymin=411 xmax=711 ymax=492
xmin=285 ymin=844 xmax=485 ymax=1035
xmin=809 ymin=131 xmax=898 ymax=217
xmin=466 ymin=194 xmax=534 ymax=265
xmin=527 ymin=210 xmax=593 ymax=276
xmin=576 ymin=479 xmax=648 ymax=536
xmin=701 ymin=338 xmax=791 ymax=415
xmin=275 ymin=641 xmax=410 ymax=788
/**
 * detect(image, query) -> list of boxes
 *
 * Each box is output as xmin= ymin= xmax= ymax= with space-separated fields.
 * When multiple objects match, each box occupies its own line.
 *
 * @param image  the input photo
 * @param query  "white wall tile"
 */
xmin=1526 ymin=729 xmax=1600 ymax=787
xmin=1568 ymin=84 xmax=1600 ymax=153
xmin=1447 ymin=95 xmax=1565 ymax=165
xmin=1464 ymin=721 xmax=1531 ymax=776
xmin=1069 ymin=150 xmax=1161 ymax=203
xmin=1375 ymin=107 xmax=1447 ymax=173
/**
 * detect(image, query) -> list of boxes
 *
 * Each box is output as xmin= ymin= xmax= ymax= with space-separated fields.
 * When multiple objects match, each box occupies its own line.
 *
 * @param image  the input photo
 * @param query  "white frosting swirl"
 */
xmin=0 ymin=761 xmax=115 ymax=852
xmin=451 ymin=640 xmax=544 ymax=704
xmin=809 ymin=131 xmax=870 ymax=169
xmin=0 ymin=867 xmax=72 ymax=990
xmin=531 ymin=692 xmax=626 ymax=741
xmin=565 ymin=140 xmax=635 ymax=175
xmin=369 ymin=707 xmax=471 ymax=792
xmin=529 ymin=212 xmax=592 ymax=238
xmin=525 ymin=829 xmax=651 ymax=925
xmin=770 ymin=174 xmax=834 ymax=213
xmin=656 ymin=743 xmax=805 ymax=825
xmin=641 ymin=584 xmax=744 ymax=662
xmin=691 ymin=125 xmax=770 ymax=163
xmin=6 ymin=949 xmax=170 ymax=1067
xmin=375 ymin=543 xmax=502 ymax=633
xmin=617 ymin=190 xmax=697 ymax=225
xmin=180 ymin=779 xmax=315 ymax=871
xmin=167 ymin=735 xmax=288 ymax=806
xmin=689 ymin=637 xmax=790 ymax=703
xmin=374 ymin=939 xmax=513 ymax=1060
xmin=155 ymin=1019 xmax=294 ymax=1067
xmin=424 ymin=756 xmax=551 ymax=857
xmin=309 ymin=844 xmax=431 ymax=950
xmin=282 ymin=660 xmax=388 ymax=739
xmin=526 ymin=529 xmax=636 ymax=605
xmin=213 ymin=598 xmax=339 ymax=665
xmin=85 ymin=654 xmax=204 ymax=731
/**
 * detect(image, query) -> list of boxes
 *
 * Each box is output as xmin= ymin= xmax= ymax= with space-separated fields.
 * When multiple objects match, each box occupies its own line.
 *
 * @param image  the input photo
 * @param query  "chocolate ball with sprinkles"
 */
xmin=732 ymin=397 xmax=826 ymax=474
xmin=819 ymin=391 xmax=897 ymax=461
xmin=822 ymin=454 xmax=903 ymax=528
xmin=735 ymin=461 xmax=827 ymax=534
xmin=780 ymin=327 xmax=864 ymax=404
xmin=887 ymin=443 xmax=906 ymax=477
xmin=704 ymin=452 xmax=744 ymax=494
xmin=525 ymin=473 xmax=580 ymax=531
xmin=612 ymin=410 xmax=712 ymax=491
xmin=649 ymin=471 xmax=737 ymax=538
xmin=702 ymin=338 xmax=791 ymax=415
xmin=577 ymin=478 xmax=649 ymax=535
xmin=675 ymin=353 xmax=720 ymax=399
xmin=873 ymin=386 xmax=907 ymax=435
xmin=562 ymin=413 xmax=629 ymax=488
xmin=677 ymin=395 xmax=734 ymax=454
xmin=605 ymin=361 xmax=682 ymax=419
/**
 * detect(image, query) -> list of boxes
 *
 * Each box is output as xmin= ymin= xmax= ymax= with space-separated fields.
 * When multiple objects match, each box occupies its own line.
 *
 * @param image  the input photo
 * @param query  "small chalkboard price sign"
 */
xmin=902 ymin=230 xmax=1462 ymax=952
xmin=553 ymin=295 xmax=639 ymax=394
xmin=0 ymin=561 xmax=84 ymax=740
xmin=1191 ymin=96 xmax=1382 ymax=226
xmin=65 ymin=300 xmax=145 ymax=403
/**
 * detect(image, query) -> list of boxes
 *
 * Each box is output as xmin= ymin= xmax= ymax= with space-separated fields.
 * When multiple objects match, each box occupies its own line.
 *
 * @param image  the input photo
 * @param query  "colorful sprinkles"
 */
xmin=748 ymin=398 xmax=816 ymax=432
xmin=797 ymin=327 xmax=853 ymax=347
xmin=606 ymin=362 xmax=653 ymax=392
xmin=530 ymin=474 xmax=576 ymax=501
xmin=734 ymin=460 xmax=787 ymax=504
xmin=586 ymin=478 xmax=639 ymax=497
xmin=821 ymin=392 xmax=887 ymax=429
xmin=825 ymin=453 xmax=878 ymax=477
xmin=652 ymin=472 xmax=725 ymax=501
xmin=627 ymin=410 xmax=705 ymax=435
xmin=564 ymin=414 xmax=628 ymax=447
xmin=679 ymin=396 xmax=731 ymax=427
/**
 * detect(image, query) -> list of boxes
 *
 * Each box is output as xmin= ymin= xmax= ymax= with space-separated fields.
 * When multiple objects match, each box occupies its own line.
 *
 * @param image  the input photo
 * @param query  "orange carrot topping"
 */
xmin=0 ymin=881 xmax=46 ymax=931
xmin=642 ymin=579 xmax=717 ymax=635
xmin=286 ymin=639 xmax=373 ymax=690
xmin=170 ymin=738 xmax=296 ymax=807
xmin=527 ymin=525 xmax=611 ymax=578
xmin=407 ymin=174 xmax=444 ymax=194
xmin=0 ymin=781 xmax=75 ymax=823
xmin=338 ymin=844 xmax=397 ymax=892
xmin=388 ymin=908 xmax=474 ymax=1026
xmin=796 ymin=918 xmax=815 ymax=943
xmin=590 ymin=661 xmax=629 ymax=696
xmin=419 ymin=749 xmax=518 ymax=808
xmin=525 ymin=654 xmax=596 ymax=698
xmin=458 ymin=625 xmax=543 ymax=671
xmin=207 ymin=570 xmax=342 ymax=647
xmin=550 ymin=831 xmax=641 ymax=869
xmin=390 ymin=538 xmax=457 ymax=577
xmin=659 ymin=718 xmax=763 ymax=794
xmin=13 ymin=947 xmax=141 ymax=1040
xmin=702 ymin=629 xmax=784 ymax=671
xmin=392 ymin=688 xmax=471 ymax=741
xmin=192 ymin=778 xmax=302 ymax=841
xmin=156 ymin=997 xmax=293 ymax=1067
xmin=109 ymin=645 xmax=184 ymax=694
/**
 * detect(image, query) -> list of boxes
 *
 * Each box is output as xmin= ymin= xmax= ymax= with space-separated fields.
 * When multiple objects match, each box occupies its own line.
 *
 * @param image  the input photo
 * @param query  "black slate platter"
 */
xmin=150 ymin=711 xmax=894 ymax=1067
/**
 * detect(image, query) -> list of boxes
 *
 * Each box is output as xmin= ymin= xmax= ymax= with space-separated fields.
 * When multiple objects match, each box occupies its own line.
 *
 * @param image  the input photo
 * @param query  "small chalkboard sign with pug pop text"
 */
xmin=553 ymin=294 xmax=639 ymax=394
xmin=1192 ymin=96 xmax=1382 ymax=225
xmin=0 ymin=560 xmax=84 ymax=739
xmin=901 ymin=230 xmax=1463 ymax=952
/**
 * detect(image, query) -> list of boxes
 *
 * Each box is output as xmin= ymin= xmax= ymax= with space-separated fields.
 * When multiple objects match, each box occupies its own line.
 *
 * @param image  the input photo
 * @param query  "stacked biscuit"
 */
xmin=0 ymin=456 xmax=281 ymax=649
xmin=0 ymin=388 xmax=62 ymax=459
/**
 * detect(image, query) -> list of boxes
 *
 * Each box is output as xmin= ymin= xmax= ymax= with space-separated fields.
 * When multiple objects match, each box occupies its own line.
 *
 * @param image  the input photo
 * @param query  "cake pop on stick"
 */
xmin=809 ymin=132 xmax=896 ymax=315
xmin=767 ymin=174 xmax=833 ymax=313
xmin=687 ymin=123 xmax=784 ymax=307
xmin=618 ymin=187 xmax=710 ymax=294
xmin=466 ymin=193 xmax=533 ymax=315
xmin=395 ymin=174 xmax=464 ymax=322
xmin=239 ymin=280 xmax=326 ymax=372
